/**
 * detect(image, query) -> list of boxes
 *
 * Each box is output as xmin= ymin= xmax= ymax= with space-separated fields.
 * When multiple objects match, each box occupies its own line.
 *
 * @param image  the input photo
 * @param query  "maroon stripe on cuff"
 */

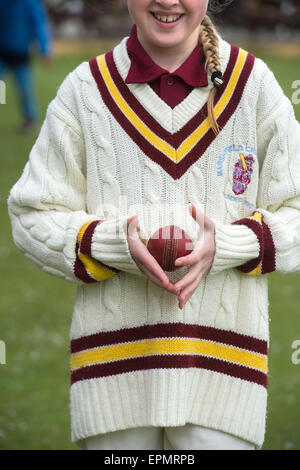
xmin=80 ymin=220 xmax=101 ymax=256
xmin=70 ymin=354 xmax=267 ymax=388
xmin=261 ymin=218 xmax=276 ymax=274
xmin=232 ymin=214 xmax=263 ymax=274
xmin=74 ymin=241 xmax=98 ymax=283
xmin=70 ymin=322 xmax=268 ymax=355
xmin=79 ymin=220 xmax=120 ymax=275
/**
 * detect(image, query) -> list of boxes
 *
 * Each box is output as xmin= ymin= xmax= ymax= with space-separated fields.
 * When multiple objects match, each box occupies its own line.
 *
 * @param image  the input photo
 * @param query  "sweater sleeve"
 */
xmin=7 ymin=75 xmax=145 ymax=284
xmin=209 ymin=60 xmax=300 ymax=276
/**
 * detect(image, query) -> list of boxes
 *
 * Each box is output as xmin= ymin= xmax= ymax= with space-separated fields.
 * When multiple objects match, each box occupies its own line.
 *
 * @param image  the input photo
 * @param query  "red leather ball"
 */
xmin=147 ymin=225 xmax=193 ymax=272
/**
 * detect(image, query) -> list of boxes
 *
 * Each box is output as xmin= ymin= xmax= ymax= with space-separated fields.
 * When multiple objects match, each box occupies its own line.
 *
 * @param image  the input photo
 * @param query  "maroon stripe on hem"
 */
xmin=70 ymin=322 xmax=268 ymax=355
xmin=70 ymin=354 xmax=268 ymax=389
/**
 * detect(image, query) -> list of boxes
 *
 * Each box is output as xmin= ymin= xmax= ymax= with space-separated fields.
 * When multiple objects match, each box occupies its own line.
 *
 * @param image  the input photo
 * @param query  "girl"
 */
xmin=7 ymin=0 xmax=300 ymax=450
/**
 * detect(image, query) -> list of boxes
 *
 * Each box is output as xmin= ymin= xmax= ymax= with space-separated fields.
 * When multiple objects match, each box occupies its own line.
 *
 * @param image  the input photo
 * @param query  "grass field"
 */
xmin=0 ymin=41 xmax=300 ymax=450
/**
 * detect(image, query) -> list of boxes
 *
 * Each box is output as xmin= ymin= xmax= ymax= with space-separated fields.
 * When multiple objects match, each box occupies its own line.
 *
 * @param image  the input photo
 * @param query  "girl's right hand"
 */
xmin=125 ymin=216 xmax=180 ymax=296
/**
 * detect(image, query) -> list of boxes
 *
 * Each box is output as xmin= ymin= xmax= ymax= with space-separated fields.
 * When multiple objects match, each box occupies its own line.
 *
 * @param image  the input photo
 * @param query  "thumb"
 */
xmin=126 ymin=215 xmax=139 ymax=238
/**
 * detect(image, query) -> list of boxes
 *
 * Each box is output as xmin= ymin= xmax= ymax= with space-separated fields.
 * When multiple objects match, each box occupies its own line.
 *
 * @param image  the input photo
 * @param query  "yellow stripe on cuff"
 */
xmin=77 ymin=220 xmax=116 ymax=281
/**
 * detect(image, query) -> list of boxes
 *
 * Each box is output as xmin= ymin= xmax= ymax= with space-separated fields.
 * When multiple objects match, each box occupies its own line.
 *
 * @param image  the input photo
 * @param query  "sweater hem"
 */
xmin=70 ymin=368 xmax=267 ymax=449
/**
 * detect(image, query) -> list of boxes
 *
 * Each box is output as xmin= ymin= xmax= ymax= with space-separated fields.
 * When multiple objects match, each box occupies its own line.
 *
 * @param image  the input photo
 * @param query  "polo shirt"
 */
xmin=125 ymin=24 xmax=208 ymax=108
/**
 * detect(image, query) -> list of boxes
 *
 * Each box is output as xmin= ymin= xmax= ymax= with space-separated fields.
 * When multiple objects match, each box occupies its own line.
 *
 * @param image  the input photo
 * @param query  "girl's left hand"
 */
xmin=173 ymin=204 xmax=216 ymax=309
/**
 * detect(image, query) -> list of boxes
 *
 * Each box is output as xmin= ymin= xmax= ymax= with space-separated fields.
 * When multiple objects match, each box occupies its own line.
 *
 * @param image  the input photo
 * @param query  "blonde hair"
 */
xmin=199 ymin=14 xmax=223 ymax=136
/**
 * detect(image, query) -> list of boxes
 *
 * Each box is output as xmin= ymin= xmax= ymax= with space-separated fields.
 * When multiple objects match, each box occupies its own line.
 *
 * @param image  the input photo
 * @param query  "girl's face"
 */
xmin=127 ymin=0 xmax=208 ymax=52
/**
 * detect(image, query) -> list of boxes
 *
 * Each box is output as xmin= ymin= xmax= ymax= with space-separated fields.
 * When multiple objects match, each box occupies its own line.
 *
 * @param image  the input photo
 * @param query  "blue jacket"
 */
xmin=0 ymin=0 xmax=52 ymax=56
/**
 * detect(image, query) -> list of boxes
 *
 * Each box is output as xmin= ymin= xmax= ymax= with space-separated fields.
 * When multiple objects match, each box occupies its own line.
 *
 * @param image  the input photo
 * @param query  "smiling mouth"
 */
xmin=150 ymin=12 xmax=185 ymax=23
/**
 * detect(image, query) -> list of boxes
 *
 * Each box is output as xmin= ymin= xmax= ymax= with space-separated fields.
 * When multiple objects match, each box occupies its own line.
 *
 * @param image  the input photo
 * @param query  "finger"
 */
xmin=126 ymin=216 xmax=140 ymax=240
xmin=178 ymin=275 xmax=202 ymax=309
xmin=142 ymin=263 xmax=179 ymax=294
xmin=173 ymin=264 xmax=201 ymax=293
xmin=174 ymin=248 xmax=202 ymax=268
xmin=189 ymin=204 xmax=205 ymax=228
xmin=137 ymin=249 xmax=179 ymax=295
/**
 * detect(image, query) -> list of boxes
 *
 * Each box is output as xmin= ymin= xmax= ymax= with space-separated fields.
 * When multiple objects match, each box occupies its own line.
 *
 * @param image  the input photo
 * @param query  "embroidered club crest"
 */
xmin=232 ymin=153 xmax=254 ymax=195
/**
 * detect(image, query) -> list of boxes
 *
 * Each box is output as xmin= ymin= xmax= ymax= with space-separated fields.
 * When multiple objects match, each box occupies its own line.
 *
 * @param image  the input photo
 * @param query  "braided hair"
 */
xmin=200 ymin=1 xmax=235 ymax=135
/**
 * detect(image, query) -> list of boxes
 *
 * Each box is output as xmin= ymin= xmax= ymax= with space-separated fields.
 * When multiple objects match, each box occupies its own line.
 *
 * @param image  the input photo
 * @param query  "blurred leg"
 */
xmin=164 ymin=424 xmax=256 ymax=450
xmin=77 ymin=426 xmax=164 ymax=450
xmin=11 ymin=63 xmax=39 ymax=122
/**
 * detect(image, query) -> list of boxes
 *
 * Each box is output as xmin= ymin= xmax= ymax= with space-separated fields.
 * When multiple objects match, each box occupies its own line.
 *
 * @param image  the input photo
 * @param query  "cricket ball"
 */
xmin=147 ymin=225 xmax=193 ymax=272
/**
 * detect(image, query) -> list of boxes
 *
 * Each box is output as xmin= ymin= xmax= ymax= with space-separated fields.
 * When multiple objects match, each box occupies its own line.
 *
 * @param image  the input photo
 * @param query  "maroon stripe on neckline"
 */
xmin=70 ymin=354 xmax=268 ymax=388
xmin=105 ymin=45 xmax=240 ymax=146
xmin=70 ymin=322 xmax=268 ymax=355
xmin=105 ymin=50 xmax=174 ymax=146
xmin=89 ymin=46 xmax=255 ymax=180
xmin=90 ymin=56 xmax=179 ymax=178
xmin=174 ymin=45 xmax=240 ymax=143
xmin=174 ymin=51 xmax=255 ymax=179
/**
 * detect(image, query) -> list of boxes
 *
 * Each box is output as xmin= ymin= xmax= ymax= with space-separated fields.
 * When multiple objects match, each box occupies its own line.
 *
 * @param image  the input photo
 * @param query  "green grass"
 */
xmin=0 ymin=44 xmax=300 ymax=450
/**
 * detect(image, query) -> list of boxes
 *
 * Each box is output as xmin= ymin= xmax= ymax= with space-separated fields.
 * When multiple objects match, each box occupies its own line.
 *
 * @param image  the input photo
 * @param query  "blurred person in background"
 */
xmin=0 ymin=0 xmax=52 ymax=132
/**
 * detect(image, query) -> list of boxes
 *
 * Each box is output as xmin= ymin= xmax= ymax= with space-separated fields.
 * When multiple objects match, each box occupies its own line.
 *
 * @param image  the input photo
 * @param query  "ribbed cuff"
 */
xmin=91 ymin=217 xmax=146 ymax=278
xmin=209 ymin=220 xmax=260 ymax=276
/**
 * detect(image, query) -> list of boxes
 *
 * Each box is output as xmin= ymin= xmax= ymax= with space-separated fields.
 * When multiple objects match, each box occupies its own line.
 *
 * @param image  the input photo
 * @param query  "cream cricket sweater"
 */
xmin=7 ymin=32 xmax=300 ymax=449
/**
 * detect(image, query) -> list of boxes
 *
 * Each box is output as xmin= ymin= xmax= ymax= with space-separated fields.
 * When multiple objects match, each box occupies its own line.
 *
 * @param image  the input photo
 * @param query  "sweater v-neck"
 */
xmin=89 ymin=36 xmax=255 ymax=179
xmin=113 ymin=33 xmax=231 ymax=133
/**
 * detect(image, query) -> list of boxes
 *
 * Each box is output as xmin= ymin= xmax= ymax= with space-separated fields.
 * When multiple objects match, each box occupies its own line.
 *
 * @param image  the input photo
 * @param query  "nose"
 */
xmin=154 ymin=0 xmax=180 ymax=9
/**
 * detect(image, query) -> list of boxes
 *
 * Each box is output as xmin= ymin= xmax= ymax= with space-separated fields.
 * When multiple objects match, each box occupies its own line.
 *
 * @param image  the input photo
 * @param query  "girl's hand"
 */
xmin=173 ymin=205 xmax=216 ymax=309
xmin=125 ymin=216 xmax=180 ymax=296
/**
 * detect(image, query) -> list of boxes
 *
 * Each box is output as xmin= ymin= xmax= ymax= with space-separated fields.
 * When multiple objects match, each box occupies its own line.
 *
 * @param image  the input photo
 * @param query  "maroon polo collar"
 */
xmin=125 ymin=24 xmax=208 ymax=87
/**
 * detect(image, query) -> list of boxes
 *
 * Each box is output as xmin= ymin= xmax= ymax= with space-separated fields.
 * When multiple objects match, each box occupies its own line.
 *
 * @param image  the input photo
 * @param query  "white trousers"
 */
xmin=78 ymin=424 xmax=256 ymax=450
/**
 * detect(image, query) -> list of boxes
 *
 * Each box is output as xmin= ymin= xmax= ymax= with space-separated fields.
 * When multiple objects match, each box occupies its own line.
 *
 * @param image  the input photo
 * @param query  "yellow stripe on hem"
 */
xmin=71 ymin=337 xmax=268 ymax=373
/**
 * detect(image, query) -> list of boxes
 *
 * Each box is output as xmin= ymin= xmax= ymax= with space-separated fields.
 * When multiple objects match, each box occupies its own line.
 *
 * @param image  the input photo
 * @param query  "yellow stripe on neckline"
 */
xmin=71 ymin=337 xmax=267 ymax=373
xmin=97 ymin=48 xmax=248 ymax=164
xmin=176 ymin=48 xmax=248 ymax=160
xmin=97 ymin=54 xmax=176 ymax=161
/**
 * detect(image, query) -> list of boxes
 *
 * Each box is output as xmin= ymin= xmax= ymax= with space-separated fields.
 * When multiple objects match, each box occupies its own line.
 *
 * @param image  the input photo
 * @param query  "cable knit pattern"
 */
xmin=7 ymin=33 xmax=300 ymax=450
